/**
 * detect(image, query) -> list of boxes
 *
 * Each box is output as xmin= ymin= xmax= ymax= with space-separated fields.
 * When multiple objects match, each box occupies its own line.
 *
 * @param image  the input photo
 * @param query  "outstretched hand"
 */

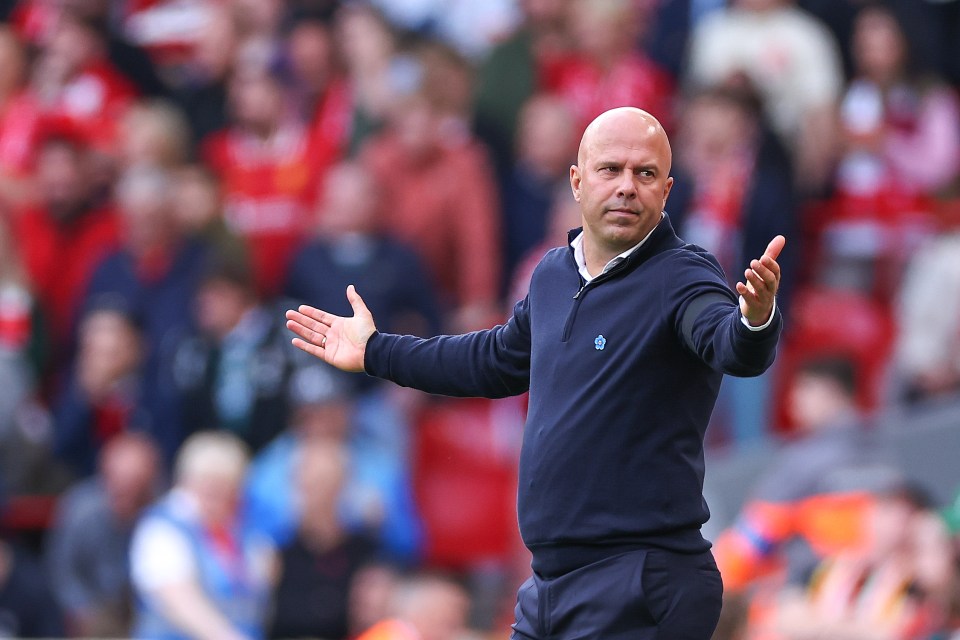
xmin=285 ymin=285 xmax=377 ymax=372
xmin=737 ymin=235 xmax=785 ymax=327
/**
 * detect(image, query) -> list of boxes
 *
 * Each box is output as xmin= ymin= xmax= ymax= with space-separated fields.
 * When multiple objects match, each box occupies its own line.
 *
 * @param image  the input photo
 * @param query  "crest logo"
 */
xmin=594 ymin=334 xmax=606 ymax=351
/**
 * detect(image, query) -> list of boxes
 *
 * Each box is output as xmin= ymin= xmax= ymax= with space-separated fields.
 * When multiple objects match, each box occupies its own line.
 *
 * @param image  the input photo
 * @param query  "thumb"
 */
xmin=764 ymin=235 xmax=786 ymax=261
xmin=346 ymin=284 xmax=371 ymax=317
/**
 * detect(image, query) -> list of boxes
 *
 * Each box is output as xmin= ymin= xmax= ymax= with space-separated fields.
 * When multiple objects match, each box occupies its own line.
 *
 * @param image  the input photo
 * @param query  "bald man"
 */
xmin=287 ymin=107 xmax=785 ymax=638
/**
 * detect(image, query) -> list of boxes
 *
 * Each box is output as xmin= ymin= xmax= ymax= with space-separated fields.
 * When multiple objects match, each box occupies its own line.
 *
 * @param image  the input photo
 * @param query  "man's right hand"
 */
xmin=285 ymin=285 xmax=376 ymax=373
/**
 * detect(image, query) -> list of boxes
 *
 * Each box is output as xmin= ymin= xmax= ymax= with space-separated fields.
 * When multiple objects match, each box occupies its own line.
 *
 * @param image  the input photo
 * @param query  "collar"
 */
xmin=570 ymin=212 xmax=665 ymax=282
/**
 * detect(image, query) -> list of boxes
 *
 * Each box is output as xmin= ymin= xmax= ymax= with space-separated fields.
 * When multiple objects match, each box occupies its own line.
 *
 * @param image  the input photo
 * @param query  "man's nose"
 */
xmin=616 ymin=173 xmax=637 ymax=199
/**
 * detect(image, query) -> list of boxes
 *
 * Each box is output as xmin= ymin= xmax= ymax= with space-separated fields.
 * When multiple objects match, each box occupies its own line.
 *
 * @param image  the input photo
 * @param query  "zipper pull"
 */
xmin=574 ymin=283 xmax=587 ymax=299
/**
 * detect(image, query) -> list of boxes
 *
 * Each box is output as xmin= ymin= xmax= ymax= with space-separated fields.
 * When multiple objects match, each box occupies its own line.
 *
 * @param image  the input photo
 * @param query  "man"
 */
xmin=45 ymin=433 xmax=161 ymax=637
xmin=287 ymin=107 xmax=785 ymax=638
xmin=172 ymin=254 xmax=299 ymax=453
xmin=129 ymin=431 xmax=274 ymax=640
xmin=355 ymin=573 xmax=471 ymax=640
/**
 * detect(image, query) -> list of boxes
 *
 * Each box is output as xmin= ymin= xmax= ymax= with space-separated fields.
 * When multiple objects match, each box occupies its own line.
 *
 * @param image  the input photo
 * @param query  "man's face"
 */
xmin=570 ymin=111 xmax=673 ymax=255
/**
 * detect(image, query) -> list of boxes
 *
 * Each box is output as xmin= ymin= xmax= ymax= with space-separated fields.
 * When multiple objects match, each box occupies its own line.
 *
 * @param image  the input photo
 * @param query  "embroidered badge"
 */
xmin=594 ymin=334 xmax=606 ymax=351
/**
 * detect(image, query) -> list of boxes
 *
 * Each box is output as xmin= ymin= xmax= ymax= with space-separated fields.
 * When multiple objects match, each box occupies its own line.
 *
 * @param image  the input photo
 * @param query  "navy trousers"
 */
xmin=510 ymin=548 xmax=723 ymax=639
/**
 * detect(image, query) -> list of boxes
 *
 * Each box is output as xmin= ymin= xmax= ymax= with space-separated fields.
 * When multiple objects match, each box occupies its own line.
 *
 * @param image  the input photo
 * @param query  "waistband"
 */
xmin=529 ymin=530 xmax=710 ymax=579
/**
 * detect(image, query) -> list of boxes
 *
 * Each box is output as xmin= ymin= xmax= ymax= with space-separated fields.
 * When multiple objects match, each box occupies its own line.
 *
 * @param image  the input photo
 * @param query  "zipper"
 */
xmin=561 ymin=258 xmax=631 ymax=341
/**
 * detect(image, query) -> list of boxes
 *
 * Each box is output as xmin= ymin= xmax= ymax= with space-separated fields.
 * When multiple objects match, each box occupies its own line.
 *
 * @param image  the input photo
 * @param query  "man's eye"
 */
xmin=601 ymin=167 xmax=618 ymax=173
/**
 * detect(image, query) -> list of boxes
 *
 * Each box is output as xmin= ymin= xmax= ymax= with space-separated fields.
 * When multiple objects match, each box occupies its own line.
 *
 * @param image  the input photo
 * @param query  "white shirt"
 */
xmin=130 ymin=489 xmax=274 ymax=592
xmin=570 ymin=215 xmax=776 ymax=331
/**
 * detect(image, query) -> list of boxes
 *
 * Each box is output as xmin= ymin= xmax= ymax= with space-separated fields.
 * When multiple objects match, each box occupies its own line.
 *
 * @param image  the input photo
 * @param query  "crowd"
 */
xmin=0 ymin=0 xmax=960 ymax=638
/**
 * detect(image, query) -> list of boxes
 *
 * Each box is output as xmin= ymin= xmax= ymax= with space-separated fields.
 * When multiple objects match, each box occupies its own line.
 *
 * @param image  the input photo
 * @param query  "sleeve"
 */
xmin=44 ymin=496 xmax=95 ymax=613
xmin=669 ymin=252 xmax=782 ymax=377
xmin=130 ymin=518 xmax=197 ymax=591
xmin=363 ymin=295 xmax=532 ymax=398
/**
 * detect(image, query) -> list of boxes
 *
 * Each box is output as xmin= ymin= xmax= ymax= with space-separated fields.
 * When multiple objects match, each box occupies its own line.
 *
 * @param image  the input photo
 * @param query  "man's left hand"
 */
xmin=737 ymin=235 xmax=785 ymax=327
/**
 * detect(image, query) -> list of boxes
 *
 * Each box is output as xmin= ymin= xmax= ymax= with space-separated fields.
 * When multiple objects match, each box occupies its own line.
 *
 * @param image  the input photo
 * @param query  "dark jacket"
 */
xmin=364 ymin=215 xmax=781 ymax=577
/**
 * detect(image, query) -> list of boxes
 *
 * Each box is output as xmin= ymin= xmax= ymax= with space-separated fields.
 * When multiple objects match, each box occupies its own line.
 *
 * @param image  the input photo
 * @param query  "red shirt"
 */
xmin=362 ymin=132 xmax=502 ymax=310
xmin=203 ymin=123 xmax=330 ymax=296
xmin=13 ymin=204 xmax=121 ymax=345
xmin=0 ymin=91 xmax=44 ymax=175
xmin=544 ymin=52 xmax=675 ymax=131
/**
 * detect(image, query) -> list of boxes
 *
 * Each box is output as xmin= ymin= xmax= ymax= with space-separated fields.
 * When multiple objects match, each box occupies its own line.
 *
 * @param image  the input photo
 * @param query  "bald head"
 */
xmin=570 ymin=107 xmax=675 ymax=265
xmin=577 ymin=107 xmax=671 ymax=173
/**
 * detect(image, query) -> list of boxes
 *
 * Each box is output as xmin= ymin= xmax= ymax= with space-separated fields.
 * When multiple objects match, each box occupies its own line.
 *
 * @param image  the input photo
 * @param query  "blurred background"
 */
xmin=1 ymin=0 xmax=960 ymax=638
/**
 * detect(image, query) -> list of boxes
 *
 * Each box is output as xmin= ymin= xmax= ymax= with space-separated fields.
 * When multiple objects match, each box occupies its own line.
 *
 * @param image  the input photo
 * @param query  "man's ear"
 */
xmin=570 ymin=165 xmax=582 ymax=202
xmin=662 ymin=175 xmax=674 ymax=209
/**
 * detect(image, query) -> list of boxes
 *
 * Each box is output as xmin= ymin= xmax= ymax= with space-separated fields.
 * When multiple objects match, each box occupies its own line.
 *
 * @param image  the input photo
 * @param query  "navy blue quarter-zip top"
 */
xmin=364 ymin=214 xmax=781 ymax=577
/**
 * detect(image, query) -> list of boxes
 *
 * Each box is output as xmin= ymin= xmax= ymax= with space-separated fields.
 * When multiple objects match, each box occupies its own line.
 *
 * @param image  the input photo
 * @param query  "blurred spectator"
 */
xmin=170 ymin=163 xmax=247 ymax=260
xmin=45 ymin=432 xmax=161 ymax=638
xmin=0 ymin=535 xmax=65 ymax=638
xmin=202 ymin=65 xmax=329 ymax=297
xmin=836 ymin=3 xmax=960 ymax=199
xmin=473 ymin=0 xmax=573 ymax=168
xmin=687 ymin=0 xmax=844 ymax=192
xmin=130 ymin=431 xmax=275 ymax=640
xmin=285 ymin=161 xmax=441 ymax=338
xmin=83 ymin=166 xmax=211 ymax=464
xmin=170 ymin=253 xmax=298 ymax=452
xmin=362 ymin=59 xmax=502 ymax=332
xmin=335 ymin=2 xmax=401 ymax=154
xmin=892 ymin=231 xmax=960 ymax=404
xmin=670 ymin=86 xmax=797 ymax=445
xmin=544 ymin=0 xmax=675 ymax=131
xmin=0 ymin=212 xmax=42 ymax=387
xmin=269 ymin=439 xmax=379 ymax=640
xmin=369 ymin=0 xmax=520 ymax=60
xmin=12 ymin=131 xmax=120 ymax=354
xmin=0 ymin=25 xmax=38 ymax=209
xmin=284 ymin=17 xmax=353 ymax=172
xmin=166 ymin=4 xmax=237 ymax=145
xmin=642 ymin=0 xmax=695 ymax=80
xmin=758 ymin=485 xmax=953 ymax=640
xmin=498 ymin=94 xmax=578 ymax=286
xmin=348 ymin=563 xmax=402 ymax=638
xmin=120 ymin=0 xmax=223 ymax=77
xmin=673 ymin=87 xmax=797 ymax=308
xmin=231 ymin=0 xmax=285 ymax=51
xmin=12 ymin=0 xmax=166 ymax=99
xmin=0 ymin=216 xmax=61 ymax=494
xmin=246 ymin=363 xmax=423 ymax=564
xmin=714 ymin=358 xmax=901 ymax=592
xmin=52 ymin=305 xmax=147 ymax=477
xmin=355 ymin=572 xmax=472 ymax=640
xmin=26 ymin=8 xmax=137 ymax=157
xmin=118 ymin=98 xmax=192 ymax=171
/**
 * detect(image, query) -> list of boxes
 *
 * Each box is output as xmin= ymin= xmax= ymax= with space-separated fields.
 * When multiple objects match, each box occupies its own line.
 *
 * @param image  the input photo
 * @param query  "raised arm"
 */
xmin=286 ymin=287 xmax=532 ymax=398
xmin=674 ymin=236 xmax=786 ymax=377
xmin=736 ymin=235 xmax=785 ymax=327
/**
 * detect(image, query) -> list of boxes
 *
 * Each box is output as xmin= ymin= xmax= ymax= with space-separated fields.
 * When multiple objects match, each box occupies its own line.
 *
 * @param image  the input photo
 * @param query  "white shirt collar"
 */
xmin=571 ymin=212 xmax=664 ymax=282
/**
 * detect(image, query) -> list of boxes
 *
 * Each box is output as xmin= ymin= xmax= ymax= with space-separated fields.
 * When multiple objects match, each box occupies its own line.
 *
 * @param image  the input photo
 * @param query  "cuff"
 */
xmin=740 ymin=297 xmax=777 ymax=332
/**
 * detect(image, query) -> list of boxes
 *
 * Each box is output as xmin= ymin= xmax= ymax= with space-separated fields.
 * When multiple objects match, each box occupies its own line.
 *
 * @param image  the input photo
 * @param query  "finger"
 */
xmin=286 ymin=310 xmax=329 ymax=337
xmin=763 ymin=235 xmax=786 ymax=261
xmin=297 ymin=304 xmax=334 ymax=327
xmin=748 ymin=260 xmax=776 ymax=290
xmin=346 ymin=284 xmax=370 ymax=316
xmin=736 ymin=282 xmax=759 ymax=308
xmin=286 ymin=318 xmax=327 ymax=345
xmin=744 ymin=268 xmax=767 ymax=296
xmin=292 ymin=337 xmax=327 ymax=360
xmin=759 ymin=254 xmax=781 ymax=281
